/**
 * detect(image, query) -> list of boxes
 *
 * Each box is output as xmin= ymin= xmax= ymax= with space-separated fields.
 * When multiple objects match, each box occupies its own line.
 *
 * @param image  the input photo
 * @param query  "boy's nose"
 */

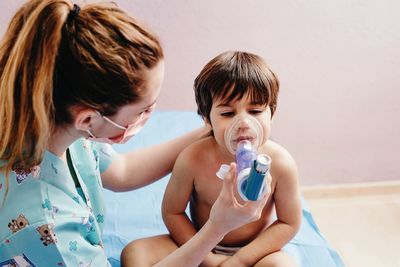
xmin=237 ymin=118 xmax=251 ymax=131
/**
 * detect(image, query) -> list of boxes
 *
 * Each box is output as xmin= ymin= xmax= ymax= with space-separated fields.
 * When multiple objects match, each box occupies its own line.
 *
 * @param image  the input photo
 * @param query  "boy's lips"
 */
xmin=235 ymin=136 xmax=254 ymax=143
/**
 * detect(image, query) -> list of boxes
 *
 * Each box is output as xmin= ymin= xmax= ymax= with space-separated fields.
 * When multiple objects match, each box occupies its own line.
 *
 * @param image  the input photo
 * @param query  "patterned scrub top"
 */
xmin=0 ymin=139 xmax=115 ymax=266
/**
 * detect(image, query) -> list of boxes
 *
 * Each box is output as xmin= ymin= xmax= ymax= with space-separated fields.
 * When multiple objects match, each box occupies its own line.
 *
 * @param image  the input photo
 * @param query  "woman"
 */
xmin=0 ymin=1 xmax=268 ymax=266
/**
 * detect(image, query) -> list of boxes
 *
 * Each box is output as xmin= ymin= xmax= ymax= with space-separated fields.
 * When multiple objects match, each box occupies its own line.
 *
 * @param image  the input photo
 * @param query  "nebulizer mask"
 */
xmin=216 ymin=114 xmax=271 ymax=201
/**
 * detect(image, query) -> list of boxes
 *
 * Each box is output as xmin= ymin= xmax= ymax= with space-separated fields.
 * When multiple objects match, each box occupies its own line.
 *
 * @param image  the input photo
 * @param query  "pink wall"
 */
xmin=1 ymin=1 xmax=399 ymax=185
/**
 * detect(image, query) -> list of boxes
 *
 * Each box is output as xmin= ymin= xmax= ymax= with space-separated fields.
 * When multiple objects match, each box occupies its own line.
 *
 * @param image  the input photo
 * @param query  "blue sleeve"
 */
xmin=91 ymin=142 xmax=116 ymax=173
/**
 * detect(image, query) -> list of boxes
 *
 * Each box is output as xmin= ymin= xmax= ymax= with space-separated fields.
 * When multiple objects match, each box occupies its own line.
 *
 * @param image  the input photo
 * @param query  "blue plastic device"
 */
xmin=235 ymin=141 xmax=270 ymax=201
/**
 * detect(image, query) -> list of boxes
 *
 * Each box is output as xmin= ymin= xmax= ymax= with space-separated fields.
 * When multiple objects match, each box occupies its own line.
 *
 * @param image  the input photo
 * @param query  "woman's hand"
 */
xmin=208 ymin=162 xmax=271 ymax=235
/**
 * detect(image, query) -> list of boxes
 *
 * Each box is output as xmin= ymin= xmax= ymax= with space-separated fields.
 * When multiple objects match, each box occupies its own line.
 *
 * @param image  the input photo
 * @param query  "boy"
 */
xmin=162 ymin=51 xmax=302 ymax=266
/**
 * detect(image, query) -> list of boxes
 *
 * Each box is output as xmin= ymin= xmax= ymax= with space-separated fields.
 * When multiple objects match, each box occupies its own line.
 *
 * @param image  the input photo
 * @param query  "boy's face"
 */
xmin=209 ymin=93 xmax=272 ymax=156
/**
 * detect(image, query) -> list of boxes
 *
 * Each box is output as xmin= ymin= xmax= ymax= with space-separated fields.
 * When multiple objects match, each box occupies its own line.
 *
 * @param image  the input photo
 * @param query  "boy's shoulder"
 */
xmin=175 ymin=136 xmax=215 ymax=166
xmin=263 ymin=140 xmax=298 ymax=180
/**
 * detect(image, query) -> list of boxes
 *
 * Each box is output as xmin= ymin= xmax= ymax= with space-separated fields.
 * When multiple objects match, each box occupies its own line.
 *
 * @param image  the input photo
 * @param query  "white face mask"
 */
xmin=87 ymin=111 xmax=145 ymax=144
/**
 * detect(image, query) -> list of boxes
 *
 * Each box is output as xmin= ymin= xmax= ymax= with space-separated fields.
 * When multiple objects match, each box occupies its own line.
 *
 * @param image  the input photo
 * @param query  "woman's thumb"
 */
xmin=221 ymin=162 xmax=237 ymax=196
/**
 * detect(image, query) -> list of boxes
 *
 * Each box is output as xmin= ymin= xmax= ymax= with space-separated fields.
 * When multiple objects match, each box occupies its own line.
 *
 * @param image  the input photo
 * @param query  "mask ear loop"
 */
xmin=95 ymin=111 xmax=127 ymax=130
xmin=86 ymin=129 xmax=96 ymax=138
xmin=96 ymin=111 xmax=145 ymax=131
xmin=85 ymin=111 xmax=115 ymax=139
xmin=84 ymin=111 xmax=102 ymax=139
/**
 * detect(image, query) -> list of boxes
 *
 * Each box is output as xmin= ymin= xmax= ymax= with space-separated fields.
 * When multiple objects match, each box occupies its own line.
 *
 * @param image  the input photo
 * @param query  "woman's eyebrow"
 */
xmin=143 ymin=100 xmax=157 ymax=109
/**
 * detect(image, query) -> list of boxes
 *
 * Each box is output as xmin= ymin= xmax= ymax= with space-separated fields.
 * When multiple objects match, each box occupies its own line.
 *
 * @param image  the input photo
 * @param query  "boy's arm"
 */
xmin=162 ymin=148 xmax=199 ymax=245
xmin=155 ymin=163 xmax=270 ymax=267
xmin=222 ymin=151 xmax=302 ymax=266
xmin=162 ymin=149 xmax=234 ymax=267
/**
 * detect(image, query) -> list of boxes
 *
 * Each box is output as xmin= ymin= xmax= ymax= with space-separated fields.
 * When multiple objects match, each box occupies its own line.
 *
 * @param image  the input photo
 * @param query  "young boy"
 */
xmin=162 ymin=51 xmax=302 ymax=266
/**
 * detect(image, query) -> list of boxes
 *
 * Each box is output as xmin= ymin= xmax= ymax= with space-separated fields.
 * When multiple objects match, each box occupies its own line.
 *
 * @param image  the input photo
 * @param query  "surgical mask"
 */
xmin=87 ymin=111 xmax=145 ymax=144
xmin=224 ymin=114 xmax=264 ymax=154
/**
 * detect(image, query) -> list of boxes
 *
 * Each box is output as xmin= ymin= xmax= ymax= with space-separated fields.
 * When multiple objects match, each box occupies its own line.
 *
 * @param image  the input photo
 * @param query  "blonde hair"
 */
xmin=0 ymin=0 xmax=163 ymax=199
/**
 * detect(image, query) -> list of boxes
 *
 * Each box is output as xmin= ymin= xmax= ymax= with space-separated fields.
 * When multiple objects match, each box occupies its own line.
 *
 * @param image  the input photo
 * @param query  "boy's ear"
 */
xmin=204 ymin=117 xmax=213 ymax=128
xmin=201 ymin=117 xmax=213 ymax=135
xmin=205 ymin=121 xmax=213 ymax=131
xmin=201 ymin=114 xmax=211 ymax=126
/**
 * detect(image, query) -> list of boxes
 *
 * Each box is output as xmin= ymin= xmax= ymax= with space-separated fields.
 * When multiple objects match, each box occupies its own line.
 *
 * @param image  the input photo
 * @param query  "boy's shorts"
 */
xmin=212 ymin=245 xmax=241 ymax=256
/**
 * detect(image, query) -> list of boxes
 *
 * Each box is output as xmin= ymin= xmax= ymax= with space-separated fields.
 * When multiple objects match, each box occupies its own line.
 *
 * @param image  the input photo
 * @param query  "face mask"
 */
xmin=224 ymin=114 xmax=264 ymax=154
xmin=87 ymin=111 xmax=145 ymax=144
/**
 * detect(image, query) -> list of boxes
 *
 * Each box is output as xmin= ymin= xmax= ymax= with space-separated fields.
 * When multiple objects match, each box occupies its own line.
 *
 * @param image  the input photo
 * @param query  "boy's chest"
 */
xmin=193 ymin=157 xmax=278 ymax=208
xmin=193 ymin=158 xmax=225 ymax=204
xmin=193 ymin=162 xmax=248 ymax=206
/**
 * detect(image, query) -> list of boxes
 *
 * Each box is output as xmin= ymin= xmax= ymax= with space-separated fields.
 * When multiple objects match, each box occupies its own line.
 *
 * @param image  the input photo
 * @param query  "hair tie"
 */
xmin=68 ymin=4 xmax=81 ymax=22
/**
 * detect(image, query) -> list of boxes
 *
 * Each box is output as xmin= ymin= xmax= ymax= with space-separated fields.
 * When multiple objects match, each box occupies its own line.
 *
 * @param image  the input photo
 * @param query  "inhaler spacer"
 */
xmin=216 ymin=115 xmax=271 ymax=201
xmin=235 ymin=141 xmax=271 ymax=201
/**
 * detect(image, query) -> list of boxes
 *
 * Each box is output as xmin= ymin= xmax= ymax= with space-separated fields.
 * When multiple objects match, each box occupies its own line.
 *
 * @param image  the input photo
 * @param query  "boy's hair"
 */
xmin=0 ymin=0 xmax=163 ymax=173
xmin=194 ymin=51 xmax=279 ymax=122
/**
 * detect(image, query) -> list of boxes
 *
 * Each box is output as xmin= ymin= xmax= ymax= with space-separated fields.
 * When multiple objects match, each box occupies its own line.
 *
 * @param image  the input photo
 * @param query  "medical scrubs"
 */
xmin=0 ymin=139 xmax=115 ymax=266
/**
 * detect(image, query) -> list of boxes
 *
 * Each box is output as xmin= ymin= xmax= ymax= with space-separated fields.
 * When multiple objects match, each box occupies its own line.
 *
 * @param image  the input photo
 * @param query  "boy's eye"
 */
xmin=221 ymin=112 xmax=234 ymax=117
xmin=249 ymin=110 xmax=263 ymax=115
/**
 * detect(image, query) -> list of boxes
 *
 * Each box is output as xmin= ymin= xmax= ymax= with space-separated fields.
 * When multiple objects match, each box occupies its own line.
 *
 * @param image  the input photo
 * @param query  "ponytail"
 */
xmin=0 ymin=0 xmax=71 ymax=174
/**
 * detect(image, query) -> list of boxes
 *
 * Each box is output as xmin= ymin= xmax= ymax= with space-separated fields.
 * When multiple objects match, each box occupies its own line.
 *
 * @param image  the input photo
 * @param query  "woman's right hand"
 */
xmin=208 ymin=163 xmax=271 ymax=235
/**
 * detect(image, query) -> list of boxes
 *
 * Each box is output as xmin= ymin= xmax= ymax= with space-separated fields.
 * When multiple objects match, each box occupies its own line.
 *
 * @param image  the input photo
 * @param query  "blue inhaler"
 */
xmin=235 ymin=141 xmax=271 ymax=201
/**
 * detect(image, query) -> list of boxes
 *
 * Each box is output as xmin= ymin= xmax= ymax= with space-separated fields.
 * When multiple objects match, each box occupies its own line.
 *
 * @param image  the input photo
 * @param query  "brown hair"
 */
xmin=0 ymin=0 xmax=163 ymax=175
xmin=194 ymin=51 xmax=279 ymax=123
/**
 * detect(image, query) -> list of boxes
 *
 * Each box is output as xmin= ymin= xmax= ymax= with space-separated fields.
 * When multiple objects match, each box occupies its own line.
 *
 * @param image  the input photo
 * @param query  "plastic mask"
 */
xmin=224 ymin=114 xmax=264 ymax=154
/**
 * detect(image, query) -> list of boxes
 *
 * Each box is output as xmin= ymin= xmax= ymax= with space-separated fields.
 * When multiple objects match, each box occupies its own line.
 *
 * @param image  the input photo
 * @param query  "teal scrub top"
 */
xmin=0 ymin=139 xmax=115 ymax=266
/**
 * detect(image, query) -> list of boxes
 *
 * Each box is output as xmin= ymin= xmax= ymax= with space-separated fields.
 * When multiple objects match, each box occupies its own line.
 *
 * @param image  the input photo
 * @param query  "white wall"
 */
xmin=1 ymin=0 xmax=399 ymax=185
